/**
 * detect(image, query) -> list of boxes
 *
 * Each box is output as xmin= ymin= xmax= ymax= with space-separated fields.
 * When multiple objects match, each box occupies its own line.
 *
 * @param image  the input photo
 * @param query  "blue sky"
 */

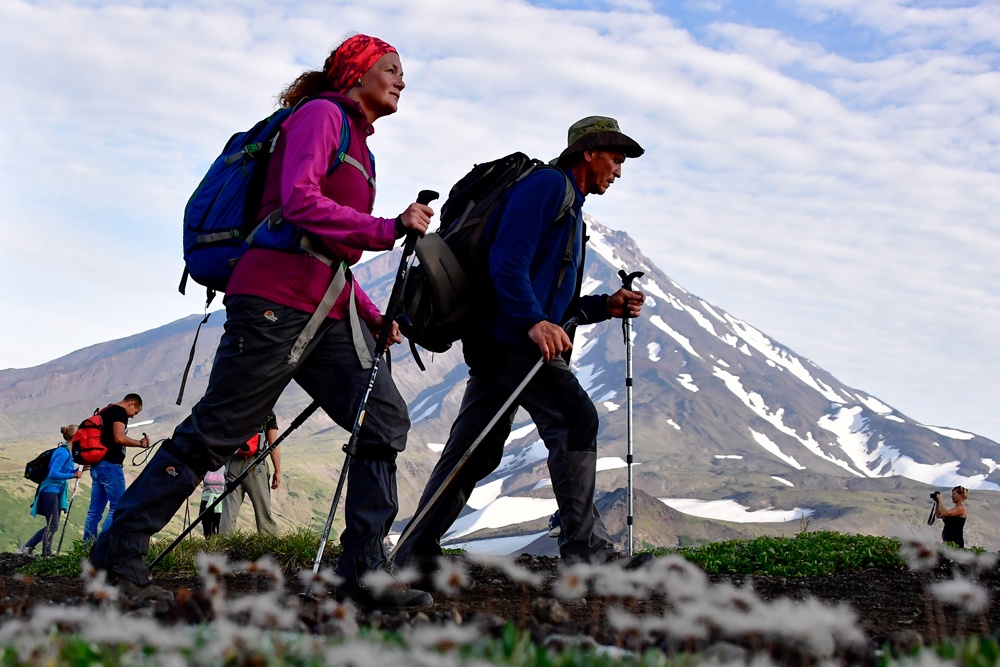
xmin=1 ymin=0 xmax=998 ymax=442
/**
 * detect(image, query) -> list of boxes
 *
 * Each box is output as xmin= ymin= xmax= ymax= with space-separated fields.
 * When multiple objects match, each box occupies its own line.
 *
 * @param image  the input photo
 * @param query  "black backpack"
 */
xmin=398 ymin=152 xmax=575 ymax=369
xmin=24 ymin=449 xmax=56 ymax=485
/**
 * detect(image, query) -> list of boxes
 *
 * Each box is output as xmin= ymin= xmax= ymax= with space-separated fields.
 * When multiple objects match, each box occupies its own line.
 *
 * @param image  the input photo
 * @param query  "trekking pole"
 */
xmin=149 ymin=401 xmax=321 ymax=568
xmin=388 ymin=316 xmax=582 ymax=564
xmin=56 ymin=477 xmax=80 ymax=554
xmin=618 ymin=268 xmax=643 ymax=557
xmin=303 ymin=190 xmax=439 ymax=592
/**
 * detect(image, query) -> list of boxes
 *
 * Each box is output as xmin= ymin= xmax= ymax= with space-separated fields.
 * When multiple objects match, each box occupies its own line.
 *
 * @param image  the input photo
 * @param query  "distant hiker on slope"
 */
xmin=89 ymin=34 xmax=433 ymax=610
xmin=83 ymin=394 xmax=150 ymax=541
xmin=198 ymin=465 xmax=226 ymax=537
xmin=393 ymin=116 xmax=649 ymax=582
xmin=220 ymin=411 xmax=281 ymax=535
xmin=933 ymin=485 xmax=969 ymax=548
xmin=21 ymin=425 xmax=83 ymax=556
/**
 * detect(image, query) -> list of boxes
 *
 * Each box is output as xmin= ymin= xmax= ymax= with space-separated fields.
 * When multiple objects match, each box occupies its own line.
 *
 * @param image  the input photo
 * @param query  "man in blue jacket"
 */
xmin=394 ymin=116 xmax=646 ymax=577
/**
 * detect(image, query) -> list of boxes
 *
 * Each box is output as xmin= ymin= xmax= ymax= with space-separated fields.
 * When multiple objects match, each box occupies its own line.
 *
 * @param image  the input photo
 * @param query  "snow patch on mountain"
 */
xmin=449 ymin=532 xmax=549 ymax=556
xmin=723 ymin=315 xmax=844 ymax=404
xmin=659 ymin=498 xmax=814 ymax=523
xmin=587 ymin=226 xmax=628 ymax=271
xmin=444 ymin=497 xmax=559 ymax=541
xmin=924 ymin=425 xmax=976 ymax=441
xmin=818 ymin=406 xmax=880 ymax=476
xmin=856 ymin=394 xmax=894 ymax=415
xmin=650 ymin=316 xmax=702 ymax=359
xmin=750 ymin=429 xmax=806 ymax=470
xmin=580 ymin=276 xmax=602 ymax=296
xmin=677 ymin=374 xmax=698 ymax=392
xmin=468 ymin=477 xmax=507 ymax=510
xmin=496 ymin=439 xmax=547 ymax=475
xmin=715 ymin=369 xmax=866 ymax=475
xmin=772 ymin=476 xmax=795 ymax=487
xmin=571 ymin=323 xmax=599 ymax=361
xmin=506 ymin=424 xmax=537 ymax=445
xmin=647 ymin=342 xmax=661 ymax=362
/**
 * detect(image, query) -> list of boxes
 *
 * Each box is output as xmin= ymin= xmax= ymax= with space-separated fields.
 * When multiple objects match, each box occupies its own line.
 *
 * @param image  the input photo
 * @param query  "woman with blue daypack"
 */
xmin=90 ymin=34 xmax=434 ymax=610
xmin=21 ymin=425 xmax=83 ymax=556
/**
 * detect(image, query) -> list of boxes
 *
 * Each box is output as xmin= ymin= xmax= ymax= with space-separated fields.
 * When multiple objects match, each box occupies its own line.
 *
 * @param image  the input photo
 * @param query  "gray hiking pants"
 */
xmin=394 ymin=348 xmax=614 ymax=567
xmin=221 ymin=457 xmax=278 ymax=536
xmin=89 ymin=295 xmax=409 ymax=585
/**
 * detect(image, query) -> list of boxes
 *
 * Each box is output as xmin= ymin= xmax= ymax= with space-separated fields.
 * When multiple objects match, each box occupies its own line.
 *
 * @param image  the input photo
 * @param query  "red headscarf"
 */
xmin=327 ymin=34 xmax=397 ymax=93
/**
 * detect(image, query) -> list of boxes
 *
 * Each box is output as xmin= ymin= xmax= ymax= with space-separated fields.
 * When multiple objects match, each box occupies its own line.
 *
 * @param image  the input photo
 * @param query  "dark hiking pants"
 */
xmin=89 ymin=295 xmax=409 ymax=585
xmin=394 ymin=348 xmax=614 ymax=567
xmin=26 ymin=491 xmax=61 ymax=556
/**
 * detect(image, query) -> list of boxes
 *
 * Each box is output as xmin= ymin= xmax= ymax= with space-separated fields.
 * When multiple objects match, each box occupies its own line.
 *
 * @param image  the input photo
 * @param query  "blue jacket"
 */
xmin=31 ymin=444 xmax=76 ymax=516
xmin=488 ymin=166 xmax=610 ymax=351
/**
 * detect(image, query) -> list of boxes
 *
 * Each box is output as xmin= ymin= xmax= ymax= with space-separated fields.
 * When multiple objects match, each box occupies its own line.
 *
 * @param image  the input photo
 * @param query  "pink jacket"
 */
xmin=226 ymin=93 xmax=398 ymax=324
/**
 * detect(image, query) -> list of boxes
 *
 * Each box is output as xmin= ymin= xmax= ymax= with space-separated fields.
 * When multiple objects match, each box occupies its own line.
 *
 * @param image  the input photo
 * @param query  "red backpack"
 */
xmin=234 ymin=430 xmax=263 ymax=460
xmin=70 ymin=405 xmax=114 ymax=465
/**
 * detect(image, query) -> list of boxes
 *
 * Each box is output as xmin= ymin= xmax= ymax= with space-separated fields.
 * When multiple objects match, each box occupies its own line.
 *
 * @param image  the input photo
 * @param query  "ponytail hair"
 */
xmin=61 ymin=424 xmax=77 ymax=442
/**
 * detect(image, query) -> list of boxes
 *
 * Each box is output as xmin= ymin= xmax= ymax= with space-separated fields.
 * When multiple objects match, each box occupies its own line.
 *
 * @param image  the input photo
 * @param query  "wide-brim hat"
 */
xmin=554 ymin=116 xmax=644 ymax=165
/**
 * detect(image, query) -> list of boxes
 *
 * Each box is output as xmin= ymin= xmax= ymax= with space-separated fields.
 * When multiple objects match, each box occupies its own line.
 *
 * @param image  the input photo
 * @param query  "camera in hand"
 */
xmin=930 ymin=491 xmax=941 ymax=498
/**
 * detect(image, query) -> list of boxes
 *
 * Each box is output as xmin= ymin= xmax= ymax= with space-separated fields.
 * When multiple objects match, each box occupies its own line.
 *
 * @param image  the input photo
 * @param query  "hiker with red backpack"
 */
xmin=393 ymin=116 xmax=649 ymax=581
xmin=21 ymin=425 xmax=84 ymax=556
xmin=220 ymin=411 xmax=281 ymax=535
xmin=82 ymin=394 xmax=150 ymax=542
xmin=89 ymin=34 xmax=434 ymax=610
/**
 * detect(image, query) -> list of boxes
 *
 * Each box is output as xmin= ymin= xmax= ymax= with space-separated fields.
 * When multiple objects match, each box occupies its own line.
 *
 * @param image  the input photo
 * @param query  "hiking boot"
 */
xmin=606 ymin=551 xmax=654 ymax=570
xmin=547 ymin=510 xmax=561 ymax=538
xmin=335 ymin=578 xmax=433 ymax=612
xmin=18 ymin=545 xmax=34 ymax=556
xmin=113 ymin=577 xmax=175 ymax=604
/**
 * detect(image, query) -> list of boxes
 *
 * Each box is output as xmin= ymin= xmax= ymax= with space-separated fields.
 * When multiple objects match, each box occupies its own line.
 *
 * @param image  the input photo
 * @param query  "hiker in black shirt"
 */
xmin=83 ymin=394 xmax=150 ymax=541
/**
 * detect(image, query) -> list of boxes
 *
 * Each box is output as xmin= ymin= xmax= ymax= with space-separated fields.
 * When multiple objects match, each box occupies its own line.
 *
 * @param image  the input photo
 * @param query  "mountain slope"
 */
xmin=2 ymin=217 xmax=998 ymax=552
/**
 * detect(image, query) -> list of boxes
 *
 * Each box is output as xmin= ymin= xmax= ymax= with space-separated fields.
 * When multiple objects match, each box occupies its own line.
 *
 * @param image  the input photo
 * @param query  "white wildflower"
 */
xmin=228 ymin=591 xmax=298 ymax=629
xmin=930 ymin=576 xmax=990 ymax=614
xmin=433 ymin=559 xmax=471 ymax=595
xmin=320 ymin=599 xmax=359 ymax=637
xmin=553 ymin=563 xmax=598 ymax=599
xmin=361 ymin=568 xmax=407 ymax=596
xmin=197 ymin=551 xmax=233 ymax=578
xmin=896 ymin=533 xmax=940 ymax=572
xmin=392 ymin=563 xmax=422 ymax=587
xmin=590 ymin=567 xmax=646 ymax=598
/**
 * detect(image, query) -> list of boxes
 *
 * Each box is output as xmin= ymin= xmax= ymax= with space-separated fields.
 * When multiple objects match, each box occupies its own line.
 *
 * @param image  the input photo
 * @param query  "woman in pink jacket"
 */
xmin=90 ymin=34 xmax=433 ymax=611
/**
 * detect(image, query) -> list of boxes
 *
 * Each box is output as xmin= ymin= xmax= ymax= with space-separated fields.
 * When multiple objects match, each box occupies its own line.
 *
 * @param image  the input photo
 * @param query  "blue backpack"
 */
xmin=178 ymin=99 xmax=354 ymax=298
xmin=174 ymin=98 xmax=374 ymax=404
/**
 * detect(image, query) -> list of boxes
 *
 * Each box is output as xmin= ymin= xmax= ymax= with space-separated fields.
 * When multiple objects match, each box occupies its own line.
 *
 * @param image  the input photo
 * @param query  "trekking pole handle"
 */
xmin=618 ymin=269 xmax=645 ymax=321
xmin=618 ymin=269 xmax=644 ymax=291
xmin=402 ymin=189 xmax=440 ymax=252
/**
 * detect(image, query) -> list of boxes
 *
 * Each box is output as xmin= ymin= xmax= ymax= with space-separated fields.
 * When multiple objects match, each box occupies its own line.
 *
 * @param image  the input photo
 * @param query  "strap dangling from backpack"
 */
xmin=176 ymin=299 xmax=214 ymax=405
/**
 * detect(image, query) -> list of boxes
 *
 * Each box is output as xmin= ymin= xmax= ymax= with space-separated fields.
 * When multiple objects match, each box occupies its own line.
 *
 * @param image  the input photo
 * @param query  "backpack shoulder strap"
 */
xmin=554 ymin=170 xmax=579 ymax=289
xmin=323 ymin=102 xmax=376 ymax=190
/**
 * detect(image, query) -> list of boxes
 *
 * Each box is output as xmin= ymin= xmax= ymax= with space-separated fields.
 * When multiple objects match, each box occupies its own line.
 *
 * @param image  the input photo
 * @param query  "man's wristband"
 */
xmin=394 ymin=216 xmax=406 ymax=238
